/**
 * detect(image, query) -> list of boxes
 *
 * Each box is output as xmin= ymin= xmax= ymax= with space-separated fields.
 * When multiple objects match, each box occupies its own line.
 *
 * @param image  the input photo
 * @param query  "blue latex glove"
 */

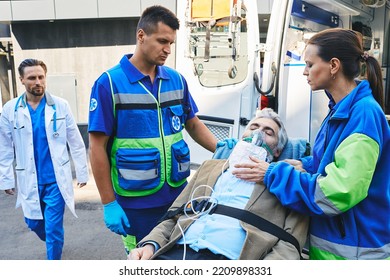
xmin=213 ymin=138 xmax=238 ymax=159
xmin=216 ymin=138 xmax=238 ymax=149
xmin=103 ymin=200 xmax=131 ymax=236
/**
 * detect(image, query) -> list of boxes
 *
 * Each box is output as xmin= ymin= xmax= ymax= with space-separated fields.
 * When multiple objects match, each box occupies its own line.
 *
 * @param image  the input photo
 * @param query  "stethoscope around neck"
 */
xmin=14 ymin=95 xmax=59 ymax=138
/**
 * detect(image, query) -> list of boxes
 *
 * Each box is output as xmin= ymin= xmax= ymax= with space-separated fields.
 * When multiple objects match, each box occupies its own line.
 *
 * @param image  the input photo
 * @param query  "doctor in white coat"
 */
xmin=0 ymin=58 xmax=88 ymax=260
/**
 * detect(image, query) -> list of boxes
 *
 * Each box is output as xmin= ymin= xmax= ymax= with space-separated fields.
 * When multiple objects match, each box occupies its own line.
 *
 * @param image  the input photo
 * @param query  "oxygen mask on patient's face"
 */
xmin=229 ymin=130 xmax=274 ymax=170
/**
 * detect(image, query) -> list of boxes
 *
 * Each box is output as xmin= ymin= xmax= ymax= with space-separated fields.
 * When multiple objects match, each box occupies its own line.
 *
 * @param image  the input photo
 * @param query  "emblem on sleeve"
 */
xmin=89 ymin=98 xmax=98 ymax=111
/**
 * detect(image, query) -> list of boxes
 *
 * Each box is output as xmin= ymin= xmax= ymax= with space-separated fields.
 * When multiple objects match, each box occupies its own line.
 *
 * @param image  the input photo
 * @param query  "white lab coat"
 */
xmin=0 ymin=92 xmax=88 ymax=219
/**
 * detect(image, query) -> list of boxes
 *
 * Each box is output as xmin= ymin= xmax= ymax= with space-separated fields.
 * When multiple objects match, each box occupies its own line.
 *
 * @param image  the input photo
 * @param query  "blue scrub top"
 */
xmin=28 ymin=96 xmax=56 ymax=185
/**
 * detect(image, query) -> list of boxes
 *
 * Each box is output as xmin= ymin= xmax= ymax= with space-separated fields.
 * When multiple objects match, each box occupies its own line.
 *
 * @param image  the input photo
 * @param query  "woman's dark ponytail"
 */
xmin=364 ymin=55 xmax=384 ymax=110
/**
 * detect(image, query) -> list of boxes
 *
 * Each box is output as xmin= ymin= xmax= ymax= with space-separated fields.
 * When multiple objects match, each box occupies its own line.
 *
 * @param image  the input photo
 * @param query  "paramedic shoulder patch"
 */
xmin=89 ymin=98 xmax=98 ymax=111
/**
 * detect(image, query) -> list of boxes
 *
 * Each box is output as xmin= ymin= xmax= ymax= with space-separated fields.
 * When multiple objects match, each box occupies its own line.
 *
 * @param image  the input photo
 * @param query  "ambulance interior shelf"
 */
xmin=187 ymin=0 xmax=247 ymax=85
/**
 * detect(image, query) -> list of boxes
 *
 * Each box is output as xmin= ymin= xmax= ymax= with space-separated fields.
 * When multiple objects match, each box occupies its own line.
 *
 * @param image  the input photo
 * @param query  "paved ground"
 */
xmin=0 ymin=176 xmax=126 ymax=260
xmin=0 ymin=160 xmax=198 ymax=261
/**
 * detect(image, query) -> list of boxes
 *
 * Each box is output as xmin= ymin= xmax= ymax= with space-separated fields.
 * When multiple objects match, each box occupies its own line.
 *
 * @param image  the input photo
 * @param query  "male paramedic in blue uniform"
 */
xmin=0 ymin=59 xmax=89 ymax=260
xmin=88 ymin=5 xmax=218 ymax=255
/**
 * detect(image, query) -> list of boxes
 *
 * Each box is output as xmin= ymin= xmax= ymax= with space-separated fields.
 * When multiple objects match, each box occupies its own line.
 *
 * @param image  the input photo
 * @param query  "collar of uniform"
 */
xmin=45 ymin=92 xmax=55 ymax=106
xmin=121 ymin=54 xmax=170 ymax=84
xmin=18 ymin=92 xmax=53 ymax=108
xmin=331 ymin=79 xmax=371 ymax=121
xmin=18 ymin=93 xmax=28 ymax=108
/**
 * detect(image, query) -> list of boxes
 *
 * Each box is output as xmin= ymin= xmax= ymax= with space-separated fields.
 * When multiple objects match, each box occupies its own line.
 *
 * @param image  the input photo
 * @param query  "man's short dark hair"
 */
xmin=18 ymin=59 xmax=47 ymax=77
xmin=137 ymin=5 xmax=180 ymax=35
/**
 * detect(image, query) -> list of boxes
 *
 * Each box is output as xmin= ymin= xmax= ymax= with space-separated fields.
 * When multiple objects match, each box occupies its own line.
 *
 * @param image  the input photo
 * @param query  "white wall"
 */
xmin=12 ymin=42 xmax=176 ymax=123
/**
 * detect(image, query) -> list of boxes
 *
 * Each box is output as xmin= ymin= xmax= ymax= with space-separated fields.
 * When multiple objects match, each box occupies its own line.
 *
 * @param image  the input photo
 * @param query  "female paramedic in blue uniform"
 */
xmin=88 ymin=5 xmax=218 ymax=255
xmin=0 ymin=59 xmax=89 ymax=260
xmin=233 ymin=28 xmax=390 ymax=260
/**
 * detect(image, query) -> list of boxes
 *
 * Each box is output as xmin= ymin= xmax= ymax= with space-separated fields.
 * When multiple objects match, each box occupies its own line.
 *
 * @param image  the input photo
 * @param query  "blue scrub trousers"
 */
xmin=25 ymin=182 xmax=65 ymax=260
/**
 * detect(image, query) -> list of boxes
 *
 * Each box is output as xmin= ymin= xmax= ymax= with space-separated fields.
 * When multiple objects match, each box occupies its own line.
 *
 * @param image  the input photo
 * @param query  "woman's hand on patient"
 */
xmin=283 ymin=159 xmax=306 ymax=172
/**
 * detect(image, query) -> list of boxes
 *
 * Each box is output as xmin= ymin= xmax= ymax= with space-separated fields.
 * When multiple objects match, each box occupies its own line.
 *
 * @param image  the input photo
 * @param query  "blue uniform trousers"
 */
xmin=25 ymin=182 xmax=65 ymax=260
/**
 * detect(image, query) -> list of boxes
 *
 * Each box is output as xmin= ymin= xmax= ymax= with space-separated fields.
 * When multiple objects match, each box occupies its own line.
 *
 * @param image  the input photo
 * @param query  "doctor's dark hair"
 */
xmin=137 ymin=5 xmax=180 ymax=35
xmin=246 ymin=108 xmax=288 ymax=153
xmin=307 ymin=28 xmax=384 ymax=110
xmin=18 ymin=59 xmax=47 ymax=77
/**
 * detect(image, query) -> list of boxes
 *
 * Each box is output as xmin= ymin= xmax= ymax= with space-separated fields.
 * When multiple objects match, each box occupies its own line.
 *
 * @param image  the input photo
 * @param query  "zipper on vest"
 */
xmin=337 ymin=216 xmax=346 ymax=238
xmin=138 ymin=79 xmax=167 ymax=180
xmin=156 ymin=80 xmax=167 ymax=180
xmin=322 ymin=108 xmax=335 ymax=155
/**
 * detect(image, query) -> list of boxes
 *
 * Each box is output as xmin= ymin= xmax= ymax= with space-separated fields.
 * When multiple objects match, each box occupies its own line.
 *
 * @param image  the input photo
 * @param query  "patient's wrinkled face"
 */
xmin=242 ymin=117 xmax=280 ymax=158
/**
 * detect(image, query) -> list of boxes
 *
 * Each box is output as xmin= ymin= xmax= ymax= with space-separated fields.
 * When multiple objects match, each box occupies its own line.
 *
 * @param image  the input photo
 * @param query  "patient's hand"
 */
xmin=284 ymin=159 xmax=306 ymax=172
xmin=128 ymin=244 xmax=155 ymax=260
xmin=231 ymin=155 xmax=269 ymax=183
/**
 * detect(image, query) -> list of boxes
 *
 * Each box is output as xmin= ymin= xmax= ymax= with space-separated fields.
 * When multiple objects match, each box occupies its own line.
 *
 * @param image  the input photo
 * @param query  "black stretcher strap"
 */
xmin=158 ymin=200 xmax=302 ymax=258
xmin=209 ymin=203 xmax=302 ymax=257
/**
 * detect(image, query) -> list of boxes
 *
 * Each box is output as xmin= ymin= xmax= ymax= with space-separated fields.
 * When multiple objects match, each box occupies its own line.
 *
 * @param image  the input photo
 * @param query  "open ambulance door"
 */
xmin=265 ymin=0 xmax=381 ymax=146
xmin=176 ymin=0 xmax=262 ymax=165
xmin=176 ymin=0 xmax=387 ymax=164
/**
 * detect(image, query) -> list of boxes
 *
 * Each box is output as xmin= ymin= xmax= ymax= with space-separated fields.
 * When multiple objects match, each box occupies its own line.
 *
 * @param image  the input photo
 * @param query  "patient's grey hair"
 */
xmin=246 ymin=108 xmax=288 ymax=154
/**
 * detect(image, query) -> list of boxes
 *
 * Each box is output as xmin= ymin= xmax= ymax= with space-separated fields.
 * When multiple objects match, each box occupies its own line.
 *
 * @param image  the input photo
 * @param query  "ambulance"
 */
xmin=176 ymin=0 xmax=390 ymax=164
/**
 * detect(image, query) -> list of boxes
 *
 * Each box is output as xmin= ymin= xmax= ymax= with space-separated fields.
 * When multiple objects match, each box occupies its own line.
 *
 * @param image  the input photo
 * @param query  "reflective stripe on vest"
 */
xmin=309 ymin=234 xmax=390 ymax=260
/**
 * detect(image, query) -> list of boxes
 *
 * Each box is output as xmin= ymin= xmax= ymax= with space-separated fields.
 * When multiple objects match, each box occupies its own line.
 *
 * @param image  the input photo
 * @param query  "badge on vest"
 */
xmin=172 ymin=115 xmax=181 ymax=131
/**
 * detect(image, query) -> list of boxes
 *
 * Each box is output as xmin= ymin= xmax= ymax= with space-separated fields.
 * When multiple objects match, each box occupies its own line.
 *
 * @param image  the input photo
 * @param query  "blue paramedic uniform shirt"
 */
xmin=177 ymin=169 xmax=255 ymax=259
xmin=88 ymin=54 xmax=199 ymax=209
